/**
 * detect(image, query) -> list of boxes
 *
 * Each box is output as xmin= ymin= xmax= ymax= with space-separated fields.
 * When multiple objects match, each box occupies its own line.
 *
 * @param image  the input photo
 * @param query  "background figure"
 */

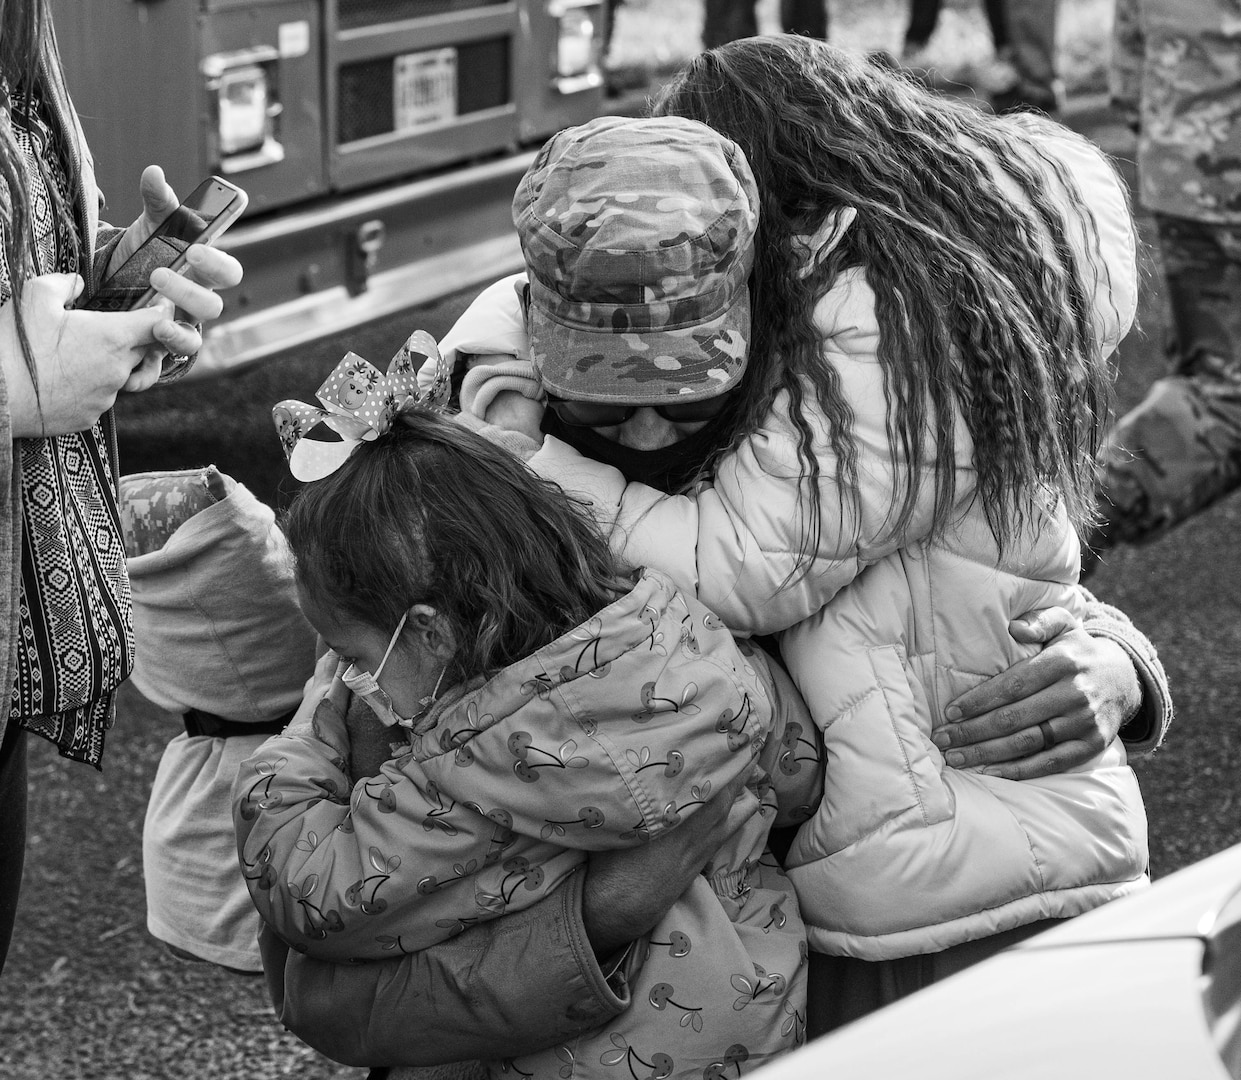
xmin=702 ymin=0 xmax=828 ymax=50
xmin=121 ymin=466 xmax=315 ymax=975
xmin=1085 ymin=0 xmax=1241 ymax=570
xmin=991 ymin=0 xmax=1060 ymax=113
xmin=902 ymin=0 xmax=1009 ymax=63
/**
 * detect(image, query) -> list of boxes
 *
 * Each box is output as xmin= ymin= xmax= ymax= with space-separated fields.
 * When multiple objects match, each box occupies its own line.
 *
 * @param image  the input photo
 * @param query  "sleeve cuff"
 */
xmin=1082 ymin=593 xmax=1174 ymax=755
xmin=460 ymin=358 xmax=543 ymax=419
xmin=452 ymin=409 xmax=542 ymax=461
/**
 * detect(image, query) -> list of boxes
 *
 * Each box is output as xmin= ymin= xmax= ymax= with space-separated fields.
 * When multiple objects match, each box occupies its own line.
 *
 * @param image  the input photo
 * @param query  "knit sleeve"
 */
xmin=1081 ymin=588 xmax=1173 ymax=755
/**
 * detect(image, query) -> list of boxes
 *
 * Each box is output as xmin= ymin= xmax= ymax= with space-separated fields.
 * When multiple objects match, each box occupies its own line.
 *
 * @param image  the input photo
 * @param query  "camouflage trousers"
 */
xmin=1090 ymin=214 xmax=1241 ymax=559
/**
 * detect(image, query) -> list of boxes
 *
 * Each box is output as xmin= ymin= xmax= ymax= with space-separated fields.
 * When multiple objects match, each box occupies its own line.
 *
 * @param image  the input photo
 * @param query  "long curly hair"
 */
xmin=0 ymin=0 xmax=81 ymax=399
xmin=284 ymin=407 xmax=631 ymax=688
xmin=652 ymin=35 xmax=1121 ymax=557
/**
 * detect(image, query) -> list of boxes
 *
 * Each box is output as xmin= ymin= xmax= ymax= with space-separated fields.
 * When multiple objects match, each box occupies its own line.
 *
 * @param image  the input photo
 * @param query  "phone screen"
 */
xmin=83 ymin=176 xmax=246 ymax=311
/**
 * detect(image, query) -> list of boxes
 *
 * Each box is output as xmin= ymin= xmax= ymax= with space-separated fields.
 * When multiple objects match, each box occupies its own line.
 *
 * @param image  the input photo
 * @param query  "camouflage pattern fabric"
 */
xmin=1088 ymin=1 xmax=1241 ymax=562
xmin=513 ymin=115 xmax=757 ymax=404
xmin=1111 ymin=0 xmax=1241 ymax=223
xmin=119 ymin=467 xmax=233 ymax=558
xmin=1091 ymin=215 xmax=1241 ymax=551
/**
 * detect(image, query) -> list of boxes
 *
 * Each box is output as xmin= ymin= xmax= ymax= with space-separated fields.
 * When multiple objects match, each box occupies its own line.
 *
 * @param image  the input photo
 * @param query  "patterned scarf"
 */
xmin=2 ymin=82 xmax=134 ymax=768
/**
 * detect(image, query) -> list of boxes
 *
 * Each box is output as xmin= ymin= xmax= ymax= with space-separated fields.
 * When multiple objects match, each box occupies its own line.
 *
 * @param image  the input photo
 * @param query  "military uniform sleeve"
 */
xmin=262 ymin=867 xmax=629 ymax=1068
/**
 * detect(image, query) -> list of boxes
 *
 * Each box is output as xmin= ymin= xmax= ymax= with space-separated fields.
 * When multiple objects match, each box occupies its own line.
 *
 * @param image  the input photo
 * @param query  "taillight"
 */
xmin=203 ymin=47 xmax=286 ymax=172
xmin=550 ymin=0 xmax=603 ymax=90
xmin=218 ymin=65 xmax=271 ymax=156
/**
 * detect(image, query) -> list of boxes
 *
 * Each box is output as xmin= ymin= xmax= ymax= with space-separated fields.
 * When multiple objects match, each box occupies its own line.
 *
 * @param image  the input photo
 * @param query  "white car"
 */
xmin=757 ymin=844 xmax=1241 ymax=1079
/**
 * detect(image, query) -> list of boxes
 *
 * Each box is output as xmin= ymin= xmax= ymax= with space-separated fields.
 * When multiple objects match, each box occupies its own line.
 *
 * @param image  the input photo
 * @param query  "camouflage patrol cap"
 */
xmin=512 ymin=114 xmax=757 ymax=404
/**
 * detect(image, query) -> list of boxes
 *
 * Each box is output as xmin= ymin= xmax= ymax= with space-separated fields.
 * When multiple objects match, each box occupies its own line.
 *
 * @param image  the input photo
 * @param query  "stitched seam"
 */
xmin=866 ymin=645 xmax=929 ymax=826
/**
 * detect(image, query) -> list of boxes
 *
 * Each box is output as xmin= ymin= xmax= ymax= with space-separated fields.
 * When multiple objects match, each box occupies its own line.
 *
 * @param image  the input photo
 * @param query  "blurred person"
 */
xmin=990 ymin=0 xmax=1061 ymax=113
xmin=903 ymin=0 xmax=1009 ymax=58
xmin=1085 ymin=0 xmax=1241 ymax=569
xmin=0 ymin=0 xmax=243 ymax=976
xmin=120 ymin=465 xmax=316 ymax=974
xmin=900 ymin=0 xmax=1017 ymax=96
xmin=702 ymin=0 xmax=828 ymax=50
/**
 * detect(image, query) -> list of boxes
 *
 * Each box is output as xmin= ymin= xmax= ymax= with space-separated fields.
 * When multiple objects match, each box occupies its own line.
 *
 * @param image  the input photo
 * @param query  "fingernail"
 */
xmin=931 ymin=732 xmax=949 ymax=749
xmin=945 ymin=751 xmax=964 ymax=767
xmin=945 ymin=706 xmax=962 ymax=722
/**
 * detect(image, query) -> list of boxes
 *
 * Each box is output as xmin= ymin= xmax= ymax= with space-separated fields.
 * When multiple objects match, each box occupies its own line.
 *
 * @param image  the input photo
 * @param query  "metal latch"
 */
xmin=347 ymin=219 xmax=386 ymax=295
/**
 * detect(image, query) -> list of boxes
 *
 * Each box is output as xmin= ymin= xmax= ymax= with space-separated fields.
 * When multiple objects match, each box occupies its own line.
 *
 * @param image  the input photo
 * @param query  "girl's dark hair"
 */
xmin=283 ymin=407 xmax=630 ymax=687
xmin=652 ymin=35 xmax=1119 ymax=557
xmin=1 ymin=1 xmax=81 ymax=399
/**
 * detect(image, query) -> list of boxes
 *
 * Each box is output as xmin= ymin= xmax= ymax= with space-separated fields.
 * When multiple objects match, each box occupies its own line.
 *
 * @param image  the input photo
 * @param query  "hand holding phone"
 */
xmin=81 ymin=175 xmax=248 ymax=312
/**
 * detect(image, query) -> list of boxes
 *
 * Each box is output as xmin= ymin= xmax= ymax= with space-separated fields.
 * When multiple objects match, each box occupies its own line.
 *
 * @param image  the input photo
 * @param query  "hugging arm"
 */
xmin=262 ymin=772 xmax=745 ymax=1067
xmin=258 ymin=659 xmax=746 ymax=1065
xmin=933 ymin=595 xmax=1172 ymax=780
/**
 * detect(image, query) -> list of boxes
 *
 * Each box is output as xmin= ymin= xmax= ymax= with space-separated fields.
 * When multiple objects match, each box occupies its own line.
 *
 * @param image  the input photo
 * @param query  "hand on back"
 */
xmin=934 ymin=606 xmax=1141 ymax=780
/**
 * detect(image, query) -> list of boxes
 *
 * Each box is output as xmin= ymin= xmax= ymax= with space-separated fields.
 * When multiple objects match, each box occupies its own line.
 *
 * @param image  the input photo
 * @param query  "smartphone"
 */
xmin=81 ymin=175 xmax=248 ymax=311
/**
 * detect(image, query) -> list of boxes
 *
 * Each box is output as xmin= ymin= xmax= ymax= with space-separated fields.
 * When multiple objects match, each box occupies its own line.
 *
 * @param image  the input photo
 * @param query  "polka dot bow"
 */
xmin=272 ymin=330 xmax=451 ymax=482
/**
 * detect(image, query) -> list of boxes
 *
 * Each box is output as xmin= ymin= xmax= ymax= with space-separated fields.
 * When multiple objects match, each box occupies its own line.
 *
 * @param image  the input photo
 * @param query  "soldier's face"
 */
xmin=594 ymin=408 xmax=712 ymax=450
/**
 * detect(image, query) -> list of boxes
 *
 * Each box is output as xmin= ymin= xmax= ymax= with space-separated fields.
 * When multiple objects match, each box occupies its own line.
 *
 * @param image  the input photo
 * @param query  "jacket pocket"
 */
xmin=798 ymin=643 xmax=953 ymax=860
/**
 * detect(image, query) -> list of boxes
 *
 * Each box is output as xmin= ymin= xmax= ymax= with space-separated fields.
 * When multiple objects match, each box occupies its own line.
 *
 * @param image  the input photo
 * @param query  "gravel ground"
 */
xmin=6 ymin=3 xmax=1238 ymax=1078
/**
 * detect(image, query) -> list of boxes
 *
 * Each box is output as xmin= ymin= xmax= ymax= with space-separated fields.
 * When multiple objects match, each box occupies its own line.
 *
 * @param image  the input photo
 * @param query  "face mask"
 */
xmin=340 ymin=611 xmax=443 ymax=728
xmin=541 ymin=409 xmax=731 ymax=495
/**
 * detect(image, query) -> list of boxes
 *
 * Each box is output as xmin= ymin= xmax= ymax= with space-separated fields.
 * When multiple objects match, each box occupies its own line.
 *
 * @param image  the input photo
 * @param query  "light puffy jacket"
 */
xmin=236 ymin=568 xmax=820 ymax=1077
xmin=446 ymin=119 xmax=1152 ymax=959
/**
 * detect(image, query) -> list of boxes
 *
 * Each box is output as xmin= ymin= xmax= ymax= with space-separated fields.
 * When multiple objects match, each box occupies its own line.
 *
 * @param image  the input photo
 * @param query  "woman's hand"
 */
xmin=284 ymin=647 xmax=351 ymax=759
xmin=933 ymin=606 xmax=1142 ymax=780
xmin=112 ymin=165 xmax=244 ymax=388
xmin=1 ymin=272 xmax=177 ymax=437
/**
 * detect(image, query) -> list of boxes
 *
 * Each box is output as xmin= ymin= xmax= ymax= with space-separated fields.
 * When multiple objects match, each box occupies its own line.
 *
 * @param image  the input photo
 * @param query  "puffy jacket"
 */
xmin=446 ymin=119 xmax=1152 ymax=959
xmin=236 ymin=568 xmax=820 ymax=1077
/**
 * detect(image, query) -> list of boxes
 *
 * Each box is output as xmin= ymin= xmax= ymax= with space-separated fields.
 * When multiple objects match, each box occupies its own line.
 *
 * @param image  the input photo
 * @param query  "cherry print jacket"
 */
xmin=236 ymin=568 xmax=820 ymax=1078
xmin=446 ymin=119 xmax=1155 ymax=960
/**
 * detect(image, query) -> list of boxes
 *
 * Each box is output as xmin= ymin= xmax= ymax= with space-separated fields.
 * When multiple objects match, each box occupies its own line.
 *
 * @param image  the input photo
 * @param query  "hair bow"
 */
xmin=272 ymin=330 xmax=451 ymax=482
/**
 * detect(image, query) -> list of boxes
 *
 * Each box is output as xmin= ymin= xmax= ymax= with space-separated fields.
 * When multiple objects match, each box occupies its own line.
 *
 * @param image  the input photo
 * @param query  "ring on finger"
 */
xmin=1038 ymin=719 xmax=1056 ymax=751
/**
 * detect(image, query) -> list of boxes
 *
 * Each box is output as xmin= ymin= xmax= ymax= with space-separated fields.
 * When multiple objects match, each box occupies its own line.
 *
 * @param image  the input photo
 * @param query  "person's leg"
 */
xmin=780 ymin=0 xmax=828 ymax=39
xmin=805 ymin=951 xmax=897 ymax=1037
xmin=806 ymin=920 xmax=1062 ymax=1037
xmin=0 ymin=720 xmax=29 ymax=976
xmin=1089 ymin=215 xmax=1241 ymax=561
xmin=904 ymin=0 xmax=942 ymax=51
xmin=983 ymin=0 xmax=1009 ymax=53
xmin=991 ymin=0 xmax=1059 ymax=113
xmin=702 ymin=0 xmax=759 ymax=49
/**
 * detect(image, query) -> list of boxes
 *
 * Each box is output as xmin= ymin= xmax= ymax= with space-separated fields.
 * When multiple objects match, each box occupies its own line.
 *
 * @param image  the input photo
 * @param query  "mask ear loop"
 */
xmin=420 ymin=665 xmax=447 ymax=711
xmin=371 ymin=610 xmax=410 ymax=683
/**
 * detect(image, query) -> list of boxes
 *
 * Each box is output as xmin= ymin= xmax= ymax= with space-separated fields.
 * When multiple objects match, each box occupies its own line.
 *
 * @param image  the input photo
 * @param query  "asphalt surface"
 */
xmin=1 ymin=98 xmax=1239 ymax=1078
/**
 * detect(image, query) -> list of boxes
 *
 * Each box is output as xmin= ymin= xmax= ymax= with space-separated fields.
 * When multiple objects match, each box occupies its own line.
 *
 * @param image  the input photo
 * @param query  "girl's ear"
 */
xmin=407 ymin=603 xmax=457 ymax=660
